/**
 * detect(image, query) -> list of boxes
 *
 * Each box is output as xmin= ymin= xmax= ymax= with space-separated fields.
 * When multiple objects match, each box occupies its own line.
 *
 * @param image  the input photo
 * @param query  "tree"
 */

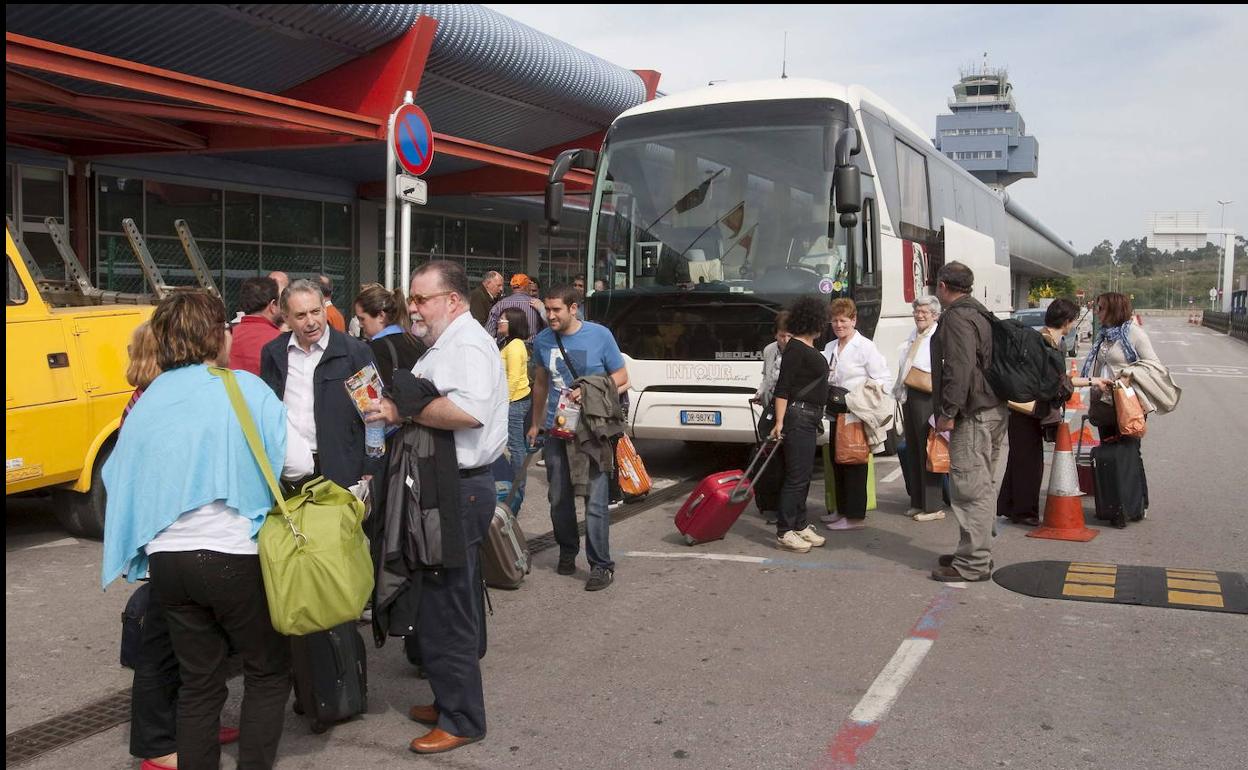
xmin=1235 ymin=235 xmax=1245 ymax=261
xmin=1113 ymin=238 xmax=1142 ymax=265
xmin=1132 ymin=248 xmax=1156 ymax=277
xmin=1090 ymin=239 xmax=1114 ymax=264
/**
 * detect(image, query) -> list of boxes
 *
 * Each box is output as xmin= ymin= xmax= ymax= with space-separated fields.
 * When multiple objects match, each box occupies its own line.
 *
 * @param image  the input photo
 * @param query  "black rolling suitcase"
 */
xmin=290 ymin=621 xmax=368 ymax=733
xmin=1090 ymin=436 xmax=1145 ymax=528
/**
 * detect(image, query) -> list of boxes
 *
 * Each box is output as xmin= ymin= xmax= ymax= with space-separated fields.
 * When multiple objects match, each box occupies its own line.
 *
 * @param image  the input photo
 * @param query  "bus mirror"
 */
xmin=545 ymin=181 xmax=565 ymax=232
xmin=840 ymin=212 xmax=858 ymax=229
xmin=835 ymin=165 xmax=861 ymax=216
xmin=834 ymin=127 xmax=861 ymax=166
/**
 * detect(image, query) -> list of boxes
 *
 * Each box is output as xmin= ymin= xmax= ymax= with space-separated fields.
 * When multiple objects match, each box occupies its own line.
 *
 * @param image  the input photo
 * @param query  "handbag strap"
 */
xmin=554 ymin=331 xmax=580 ymax=381
xmin=209 ymin=366 xmax=296 ymax=529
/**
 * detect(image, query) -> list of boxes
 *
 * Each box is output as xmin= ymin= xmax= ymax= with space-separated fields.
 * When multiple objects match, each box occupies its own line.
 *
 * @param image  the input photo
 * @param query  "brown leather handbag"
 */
xmin=903 ymin=367 xmax=933 ymax=394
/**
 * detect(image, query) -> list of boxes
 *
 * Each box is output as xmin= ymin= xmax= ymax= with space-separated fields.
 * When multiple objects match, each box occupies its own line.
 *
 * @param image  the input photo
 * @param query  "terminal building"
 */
xmin=1145 ymin=211 xmax=1211 ymax=252
xmin=6 ymin=4 xmax=656 ymax=311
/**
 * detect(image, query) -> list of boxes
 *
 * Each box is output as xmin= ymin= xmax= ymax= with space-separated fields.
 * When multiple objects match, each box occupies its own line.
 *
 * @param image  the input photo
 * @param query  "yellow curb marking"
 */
xmin=1068 ymin=565 xmax=1117 ymax=575
xmin=1066 ymin=572 xmax=1117 ymax=585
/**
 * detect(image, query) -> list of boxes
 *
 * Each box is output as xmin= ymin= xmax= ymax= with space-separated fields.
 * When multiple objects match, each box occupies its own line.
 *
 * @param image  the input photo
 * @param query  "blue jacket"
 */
xmin=101 ymin=365 xmax=286 ymax=588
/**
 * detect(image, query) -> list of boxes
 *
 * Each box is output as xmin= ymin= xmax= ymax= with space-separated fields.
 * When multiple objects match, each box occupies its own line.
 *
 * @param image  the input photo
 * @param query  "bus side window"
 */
xmin=858 ymin=198 xmax=877 ymax=287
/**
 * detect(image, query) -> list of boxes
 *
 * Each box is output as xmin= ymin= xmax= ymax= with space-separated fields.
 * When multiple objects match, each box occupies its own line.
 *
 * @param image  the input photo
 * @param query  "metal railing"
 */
xmin=1202 ymin=311 xmax=1248 ymax=342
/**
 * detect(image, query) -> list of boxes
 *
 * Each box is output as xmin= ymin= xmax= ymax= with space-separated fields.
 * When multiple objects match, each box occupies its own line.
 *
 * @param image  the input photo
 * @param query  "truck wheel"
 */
xmin=52 ymin=444 xmax=111 ymax=540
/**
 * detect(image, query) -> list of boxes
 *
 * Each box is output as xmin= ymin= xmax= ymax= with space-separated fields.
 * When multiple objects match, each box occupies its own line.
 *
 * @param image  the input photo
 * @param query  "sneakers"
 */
xmin=608 ymin=499 xmax=624 ymax=511
xmin=585 ymin=566 xmax=614 ymax=591
xmin=826 ymin=517 xmax=866 ymax=531
xmin=794 ymin=525 xmax=826 ymax=547
xmin=905 ymin=507 xmax=923 ymax=517
xmin=912 ymin=510 xmax=946 ymax=522
xmin=536 ymin=458 xmax=546 ymax=467
xmin=557 ymin=553 xmax=576 ymax=575
xmin=776 ymin=530 xmax=812 ymax=553
xmin=820 ymin=511 xmax=844 ymax=524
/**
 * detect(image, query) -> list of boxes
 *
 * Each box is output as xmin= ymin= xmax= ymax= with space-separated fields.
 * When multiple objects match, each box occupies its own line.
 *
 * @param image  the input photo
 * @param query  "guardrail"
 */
xmin=1202 ymin=311 xmax=1248 ymax=342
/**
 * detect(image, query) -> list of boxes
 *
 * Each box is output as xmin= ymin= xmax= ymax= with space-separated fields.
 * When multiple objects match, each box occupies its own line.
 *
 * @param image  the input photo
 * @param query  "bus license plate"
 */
xmin=681 ymin=410 xmax=722 ymax=426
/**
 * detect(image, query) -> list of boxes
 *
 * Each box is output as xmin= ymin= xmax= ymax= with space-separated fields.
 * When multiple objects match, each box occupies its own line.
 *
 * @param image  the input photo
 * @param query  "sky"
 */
xmin=487 ymin=4 xmax=1247 ymax=253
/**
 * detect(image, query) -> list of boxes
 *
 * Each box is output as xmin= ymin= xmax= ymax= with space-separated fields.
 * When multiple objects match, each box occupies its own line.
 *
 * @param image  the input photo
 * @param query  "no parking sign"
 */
xmin=392 ymin=103 xmax=434 ymax=176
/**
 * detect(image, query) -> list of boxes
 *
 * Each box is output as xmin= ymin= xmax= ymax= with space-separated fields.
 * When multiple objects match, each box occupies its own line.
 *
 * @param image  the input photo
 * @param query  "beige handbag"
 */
xmin=903 ymin=367 xmax=932 ymax=394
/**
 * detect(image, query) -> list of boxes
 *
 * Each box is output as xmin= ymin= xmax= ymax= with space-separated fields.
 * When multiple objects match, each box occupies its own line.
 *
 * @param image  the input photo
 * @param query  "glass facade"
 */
xmin=95 ymin=175 xmax=356 ymax=313
xmin=375 ymin=213 xmax=523 ymax=289
xmin=6 ymin=163 xmax=69 ymax=281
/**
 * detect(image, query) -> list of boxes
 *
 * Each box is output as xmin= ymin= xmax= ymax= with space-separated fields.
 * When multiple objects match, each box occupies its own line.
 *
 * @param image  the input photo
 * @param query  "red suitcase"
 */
xmin=675 ymin=440 xmax=778 ymax=545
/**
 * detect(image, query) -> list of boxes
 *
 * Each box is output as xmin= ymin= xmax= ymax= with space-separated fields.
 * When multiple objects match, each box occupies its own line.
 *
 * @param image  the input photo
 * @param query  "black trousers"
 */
xmin=416 ymin=474 xmax=494 ymax=739
xmin=777 ymin=405 xmax=820 ymax=535
xmin=829 ymin=419 xmax=870 ymax=520
xmin=901 ymin=389 xmax=947 ymax=513
xmin=149 ymin=551 xmax=291 ymax=770
xmin=130 ymin=591 xmax=180 ymax=759
xmin=997 ymin=411 xmax=1044 ymax=518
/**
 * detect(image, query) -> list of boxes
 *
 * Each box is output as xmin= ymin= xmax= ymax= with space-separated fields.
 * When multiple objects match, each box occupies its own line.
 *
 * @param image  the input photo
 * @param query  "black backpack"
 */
xmin=977 ymin=310 xmax=1066 ymax=404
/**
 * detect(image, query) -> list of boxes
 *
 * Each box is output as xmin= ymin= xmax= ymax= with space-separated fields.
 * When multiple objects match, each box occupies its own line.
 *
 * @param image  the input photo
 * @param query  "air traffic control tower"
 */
xmin=934 ymin=64 xmax=1038 ymax=189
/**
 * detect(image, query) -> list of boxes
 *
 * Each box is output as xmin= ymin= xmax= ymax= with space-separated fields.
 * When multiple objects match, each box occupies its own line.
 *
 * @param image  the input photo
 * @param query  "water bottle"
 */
xmin=365 ymin=401 xmax=386 ymax=458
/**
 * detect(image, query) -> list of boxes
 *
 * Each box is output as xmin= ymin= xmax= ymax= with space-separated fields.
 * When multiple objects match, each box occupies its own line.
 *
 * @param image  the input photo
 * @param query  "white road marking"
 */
xmin=623 ymin=550 xmax=769 ymax=564
xmin=848 ymin=638 xmax=935 ymax=723
xmin=882 ymin=467 xmax=904 ymax=484
xmin=25 ymin=538 xmax=80 ymax=550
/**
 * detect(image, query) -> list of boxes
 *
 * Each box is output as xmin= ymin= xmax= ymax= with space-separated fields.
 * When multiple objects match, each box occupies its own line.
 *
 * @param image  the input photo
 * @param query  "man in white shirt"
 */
xmin=372 ymin=261 xmax=506 ymax=756
xmin=259 ymin=279 xmax=377 ymax=487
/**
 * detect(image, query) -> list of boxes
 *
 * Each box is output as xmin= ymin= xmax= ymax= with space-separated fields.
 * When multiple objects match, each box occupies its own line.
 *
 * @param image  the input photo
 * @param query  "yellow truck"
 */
xmin=6 ymin=217 xmax=220 ymax=537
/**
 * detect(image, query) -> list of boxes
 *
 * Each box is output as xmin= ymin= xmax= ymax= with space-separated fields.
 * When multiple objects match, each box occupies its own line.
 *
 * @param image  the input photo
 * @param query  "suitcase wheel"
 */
xmin=683 ymin=534 xmax=697 ymax=546
xmin=310 ymin=720 xmax=328 ymax=735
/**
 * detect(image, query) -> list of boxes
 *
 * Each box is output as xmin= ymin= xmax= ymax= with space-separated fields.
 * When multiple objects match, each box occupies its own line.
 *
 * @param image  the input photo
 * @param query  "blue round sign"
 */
xmin=393 ymin=104 xmax=434 ymax=176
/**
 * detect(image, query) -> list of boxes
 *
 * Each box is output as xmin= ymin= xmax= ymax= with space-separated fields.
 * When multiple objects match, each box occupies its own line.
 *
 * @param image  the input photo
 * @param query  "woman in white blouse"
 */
xmin=893 ymin=296 xmax=947 ymax=522
xmin=822 ymin=298 xmax=891 ymax=531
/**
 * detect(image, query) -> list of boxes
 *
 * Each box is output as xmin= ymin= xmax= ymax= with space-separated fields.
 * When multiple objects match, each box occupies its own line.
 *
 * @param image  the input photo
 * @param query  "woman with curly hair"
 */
xmin=767 ymin=295 xmax=830 ymax=553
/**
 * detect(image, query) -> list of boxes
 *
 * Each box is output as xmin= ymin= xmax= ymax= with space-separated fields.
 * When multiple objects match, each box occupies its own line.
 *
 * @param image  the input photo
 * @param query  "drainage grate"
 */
xmin=5 ymin=688 xmax=133 ymax=767
xmin=527 ymin=479 xmax=695 ymax=555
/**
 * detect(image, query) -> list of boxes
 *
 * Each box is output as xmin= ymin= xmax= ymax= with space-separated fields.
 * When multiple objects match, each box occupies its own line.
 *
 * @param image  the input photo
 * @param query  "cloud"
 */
xmin=488 ymin=4 xmax=1248 ymax=251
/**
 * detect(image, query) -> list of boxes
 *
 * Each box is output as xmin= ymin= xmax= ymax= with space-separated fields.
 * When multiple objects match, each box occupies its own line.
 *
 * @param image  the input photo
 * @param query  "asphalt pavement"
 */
xmin=5 ymin=316 xmax=1246 ymax=769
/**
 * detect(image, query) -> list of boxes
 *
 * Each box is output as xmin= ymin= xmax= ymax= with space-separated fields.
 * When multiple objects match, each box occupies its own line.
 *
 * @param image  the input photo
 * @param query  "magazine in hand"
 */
xmin=345 ymin=363 xmax=385 ymax=420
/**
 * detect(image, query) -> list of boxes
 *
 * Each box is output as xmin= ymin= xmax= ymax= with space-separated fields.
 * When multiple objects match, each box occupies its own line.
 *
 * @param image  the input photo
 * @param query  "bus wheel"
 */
xmin=52 ymin=444 xmax=111 ymax=540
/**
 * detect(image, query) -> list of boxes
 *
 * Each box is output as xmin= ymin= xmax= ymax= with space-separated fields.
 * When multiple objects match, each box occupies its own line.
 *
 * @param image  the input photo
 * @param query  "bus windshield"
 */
xmin=586 ymin=99 xmax=852 ymax=361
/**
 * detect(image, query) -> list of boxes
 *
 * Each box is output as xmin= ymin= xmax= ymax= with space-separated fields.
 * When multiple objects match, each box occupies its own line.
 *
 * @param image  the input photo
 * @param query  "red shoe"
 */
xmin=219 ymin=726 xmax=240 ymax=745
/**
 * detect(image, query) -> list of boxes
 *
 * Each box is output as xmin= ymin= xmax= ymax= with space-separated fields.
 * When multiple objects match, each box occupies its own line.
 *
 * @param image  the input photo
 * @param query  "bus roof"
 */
xmin=617 ymin=78 xmax=932 ymax=149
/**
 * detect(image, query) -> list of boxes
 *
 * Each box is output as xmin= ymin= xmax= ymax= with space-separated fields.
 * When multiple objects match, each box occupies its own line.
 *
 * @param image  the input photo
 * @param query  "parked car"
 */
xmin=1012 ymin=308 xmax=1078 ymax=357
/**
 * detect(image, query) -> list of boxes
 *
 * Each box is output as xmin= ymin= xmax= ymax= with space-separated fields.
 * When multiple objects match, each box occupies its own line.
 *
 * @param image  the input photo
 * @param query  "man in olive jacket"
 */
xmin=929 ymin=262 xmax=1007 ymax=582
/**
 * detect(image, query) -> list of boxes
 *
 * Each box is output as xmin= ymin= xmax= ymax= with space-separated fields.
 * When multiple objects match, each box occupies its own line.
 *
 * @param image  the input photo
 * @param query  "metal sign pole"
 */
xmin=384 ymin=110 xmax=397 ymax=291
xmin=399 ymin=91 xmax=414 ymax=292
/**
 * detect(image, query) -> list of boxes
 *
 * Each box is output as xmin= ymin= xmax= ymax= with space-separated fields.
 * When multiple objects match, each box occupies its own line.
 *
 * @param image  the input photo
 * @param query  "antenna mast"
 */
xmin=781 ymin=32 xmax=788 ymax=79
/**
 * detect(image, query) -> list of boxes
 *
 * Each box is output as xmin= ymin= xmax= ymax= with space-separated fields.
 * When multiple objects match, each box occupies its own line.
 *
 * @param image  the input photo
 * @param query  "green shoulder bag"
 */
xmin=213 ymin=367 xmax=374 ymax=636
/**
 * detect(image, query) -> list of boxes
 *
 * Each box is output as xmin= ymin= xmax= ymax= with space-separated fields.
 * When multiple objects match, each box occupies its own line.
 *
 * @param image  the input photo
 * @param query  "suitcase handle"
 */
xmin=686 ymin=493 xmax=707 ymax=514
xmin=1076 ymin=414 xmax=1089 ymax=455
xmin=729 ymin=438 xmax=779 ymax=503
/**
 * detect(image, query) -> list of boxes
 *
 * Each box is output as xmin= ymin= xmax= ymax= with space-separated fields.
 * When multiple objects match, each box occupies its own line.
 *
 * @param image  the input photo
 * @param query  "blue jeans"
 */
xmin=506 ymin=397 xmax=532 ymax=515
xmin=544 ymin=437 xmax=613 ymax=570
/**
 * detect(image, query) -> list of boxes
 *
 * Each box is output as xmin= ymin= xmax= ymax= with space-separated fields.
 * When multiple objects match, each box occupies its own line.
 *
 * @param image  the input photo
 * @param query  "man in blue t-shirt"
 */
xmin=528 ymin=286 xmax=629 ymax=592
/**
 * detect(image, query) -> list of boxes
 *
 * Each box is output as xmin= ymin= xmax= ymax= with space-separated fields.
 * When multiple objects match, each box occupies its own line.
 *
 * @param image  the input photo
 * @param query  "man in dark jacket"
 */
xmin=468 ymin=271 xmax=503 ymax=325
xmin=929 ymin=262 xmax=1007 ymax=582
xmin=259 ymin=279 xmax=377 ymax=488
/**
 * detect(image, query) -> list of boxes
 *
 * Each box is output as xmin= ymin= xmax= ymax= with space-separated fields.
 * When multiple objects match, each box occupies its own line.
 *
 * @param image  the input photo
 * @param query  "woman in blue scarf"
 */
xmin=102 ymin=292 xmax=312 ymax=770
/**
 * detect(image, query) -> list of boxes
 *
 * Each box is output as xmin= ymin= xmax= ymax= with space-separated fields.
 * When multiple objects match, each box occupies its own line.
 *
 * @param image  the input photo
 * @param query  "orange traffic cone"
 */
xmin=1029 ymin=421 xmax=1098 ymax=542
xmin=1064 ymin=360 xmax=1085 ymax=411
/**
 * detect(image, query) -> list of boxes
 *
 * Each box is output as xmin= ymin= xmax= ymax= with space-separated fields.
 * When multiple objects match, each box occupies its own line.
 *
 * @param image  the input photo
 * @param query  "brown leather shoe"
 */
xmin=930 ymin=564 xmax=991 ymax=582
xmin=408 ymin=704 xmax=438 ymax=725
xmin=409 ymin=727 xmax=482 ymax=754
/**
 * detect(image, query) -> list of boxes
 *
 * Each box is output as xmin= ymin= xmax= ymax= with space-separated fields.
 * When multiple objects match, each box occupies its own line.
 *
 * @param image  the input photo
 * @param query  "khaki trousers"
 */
xmin=949 ymin=404 xmax=1008 ymax=578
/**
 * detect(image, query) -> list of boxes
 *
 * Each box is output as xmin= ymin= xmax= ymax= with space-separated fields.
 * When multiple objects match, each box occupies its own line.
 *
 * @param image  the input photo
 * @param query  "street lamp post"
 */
xmin=1179 ymin=259 xmax=1186 ymax=307
xmin=1216 ymin=199 xmax=1233 ymax=299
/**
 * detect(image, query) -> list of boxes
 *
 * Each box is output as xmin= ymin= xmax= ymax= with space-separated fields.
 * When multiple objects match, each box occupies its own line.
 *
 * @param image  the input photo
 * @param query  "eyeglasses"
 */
xmin=409 ymin=290 xmax=454 ymax=306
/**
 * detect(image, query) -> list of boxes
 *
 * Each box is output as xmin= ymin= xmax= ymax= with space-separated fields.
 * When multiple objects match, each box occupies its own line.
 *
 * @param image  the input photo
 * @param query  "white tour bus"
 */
xmin=545 ymin=78 xmax=1012 ymax=444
